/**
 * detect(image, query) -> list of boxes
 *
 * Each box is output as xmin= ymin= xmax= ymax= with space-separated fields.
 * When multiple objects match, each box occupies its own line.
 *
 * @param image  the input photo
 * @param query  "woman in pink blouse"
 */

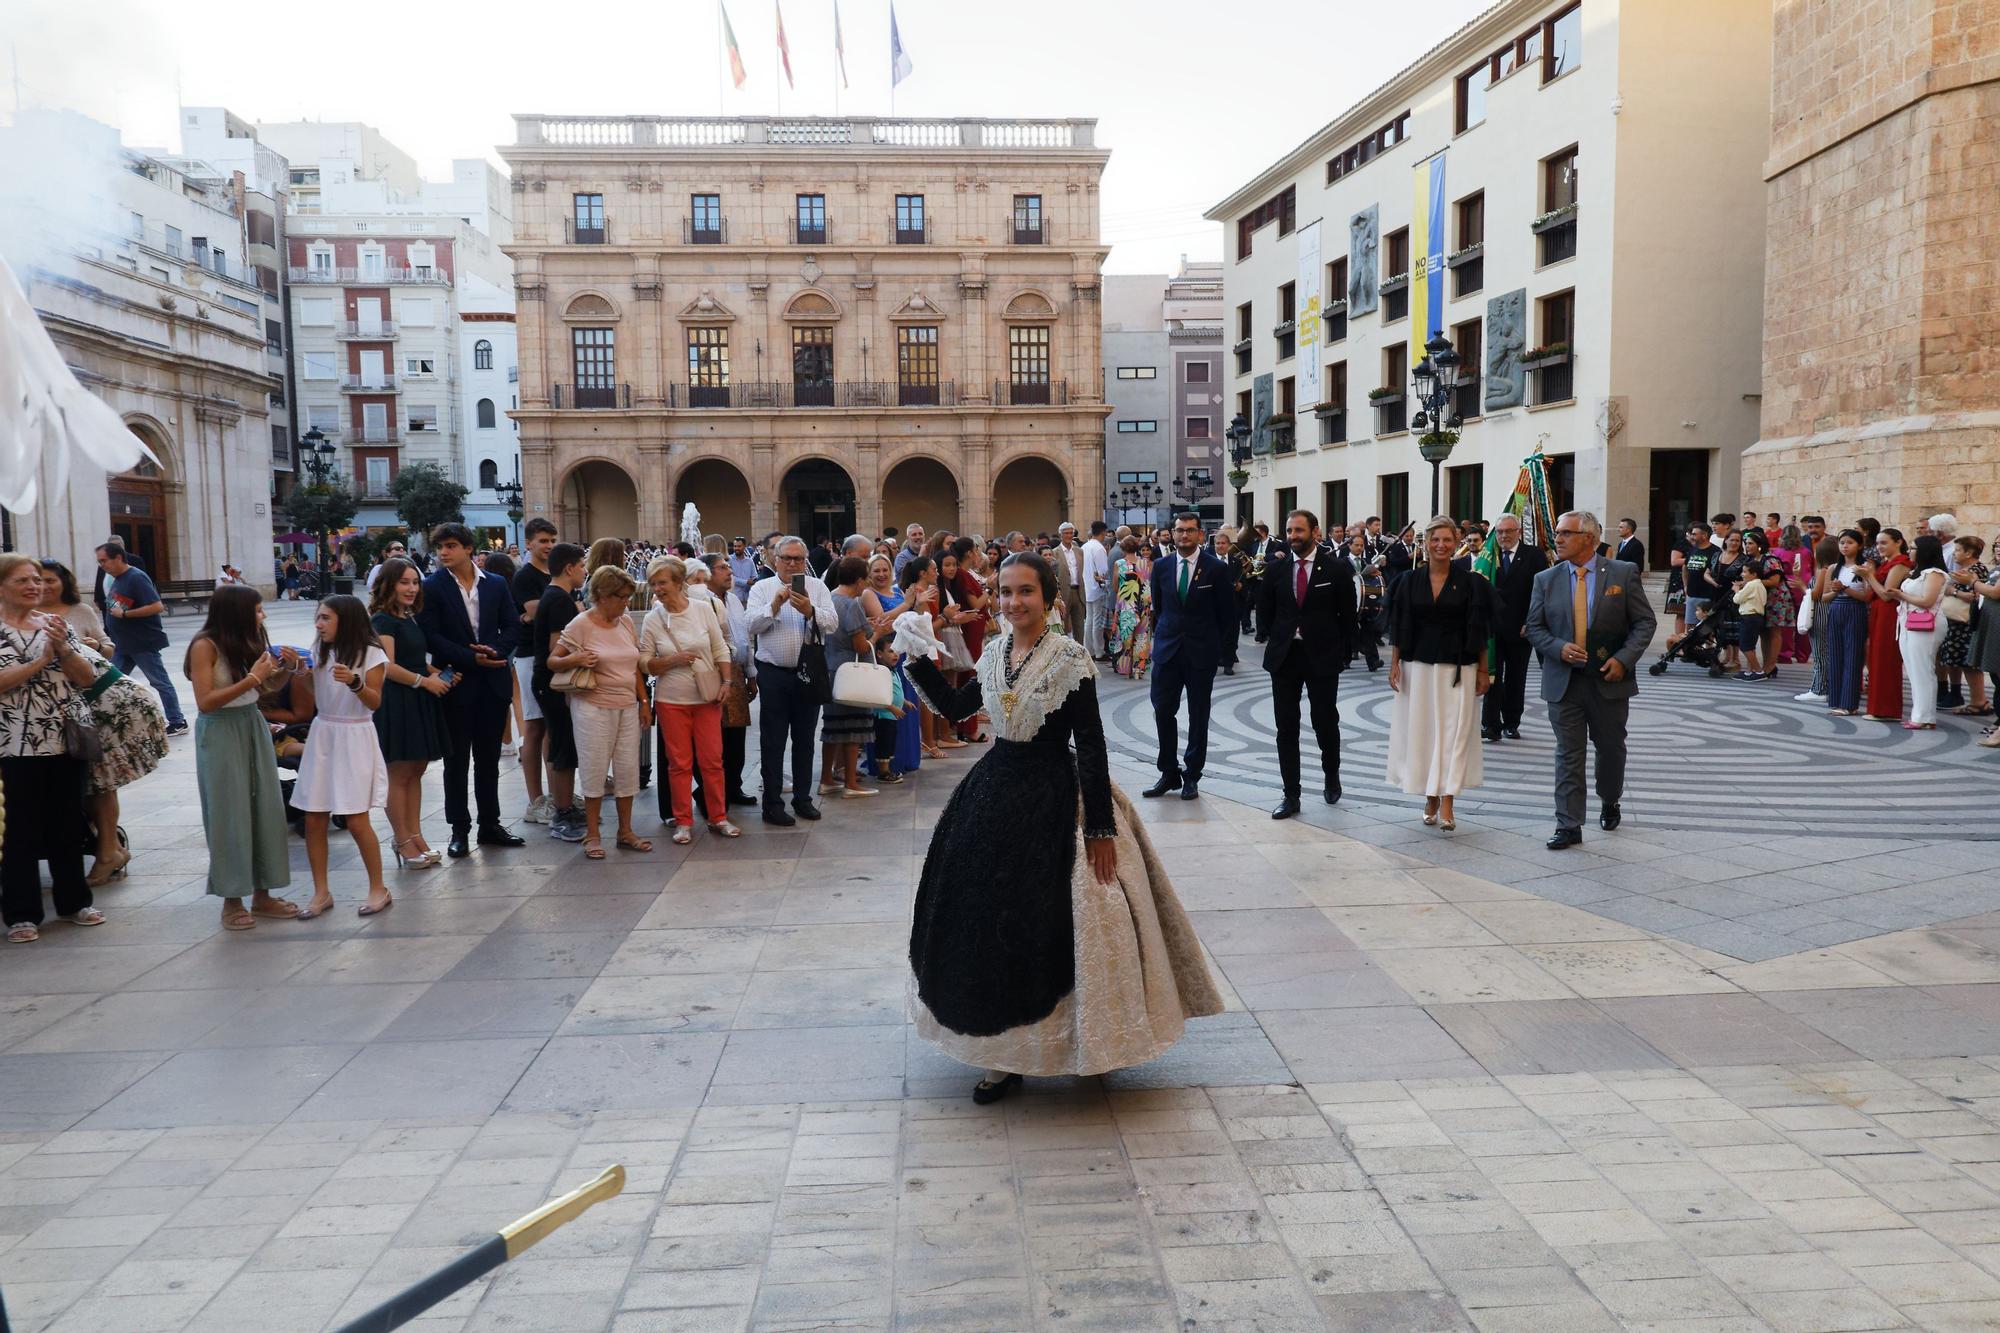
xmin=1772 ymin=524 xmax=1814 ymax=664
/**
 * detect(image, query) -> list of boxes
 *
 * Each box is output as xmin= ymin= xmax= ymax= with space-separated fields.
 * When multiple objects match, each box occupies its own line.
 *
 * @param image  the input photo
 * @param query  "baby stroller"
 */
xmin=1648 ymin=603 xmax=1728 ymax=677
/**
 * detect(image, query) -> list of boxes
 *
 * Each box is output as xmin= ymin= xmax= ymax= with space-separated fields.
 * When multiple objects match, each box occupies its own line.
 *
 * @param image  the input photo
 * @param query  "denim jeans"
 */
xmin=113 ymin=649 xmax=185 ymax=726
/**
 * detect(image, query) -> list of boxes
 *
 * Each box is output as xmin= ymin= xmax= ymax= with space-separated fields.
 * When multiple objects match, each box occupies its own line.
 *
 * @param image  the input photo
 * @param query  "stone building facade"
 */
xmin=1741 ymin=0 xmax=1999 ymax=532
xmin=500 ymin=116 xmax=1111 ymax=545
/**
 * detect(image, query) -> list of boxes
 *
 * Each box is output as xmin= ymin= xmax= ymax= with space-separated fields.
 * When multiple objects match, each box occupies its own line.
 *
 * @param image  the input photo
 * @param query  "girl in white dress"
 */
xmin=294 ymin=595 xmax=392 ymax=918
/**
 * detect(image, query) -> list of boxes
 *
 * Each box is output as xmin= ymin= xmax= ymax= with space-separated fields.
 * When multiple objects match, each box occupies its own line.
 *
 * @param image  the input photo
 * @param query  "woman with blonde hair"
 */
xmin=1385 ymin=517 xmax=1492 ymax=831
xmin=546 ymin=564 xmax=648 ymax=858
xmin=641 ymin=555 xmax=739 ymax=844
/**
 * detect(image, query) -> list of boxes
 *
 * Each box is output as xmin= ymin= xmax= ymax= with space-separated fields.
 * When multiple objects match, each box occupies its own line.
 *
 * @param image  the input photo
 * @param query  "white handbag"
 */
xmin=832 ymin=645 xmax=894 ymax=709
xmin=1796 ymin=588 xmax=1814 ymax=636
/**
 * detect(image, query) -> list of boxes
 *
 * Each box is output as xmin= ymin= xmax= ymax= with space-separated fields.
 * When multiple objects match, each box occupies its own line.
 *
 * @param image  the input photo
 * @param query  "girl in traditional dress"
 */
xmin=899 ymin=552 xmax=1221 ymax=1105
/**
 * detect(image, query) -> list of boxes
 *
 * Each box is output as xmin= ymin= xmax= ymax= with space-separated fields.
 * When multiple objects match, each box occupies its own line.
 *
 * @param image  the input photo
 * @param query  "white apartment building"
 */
xmin=258 ymin=122 xmax=516 ymax=543
xmin=1205 ymin=0 xmax=1770 ymax=563
xmin=0 ymin=109 xmax=279 ymax=589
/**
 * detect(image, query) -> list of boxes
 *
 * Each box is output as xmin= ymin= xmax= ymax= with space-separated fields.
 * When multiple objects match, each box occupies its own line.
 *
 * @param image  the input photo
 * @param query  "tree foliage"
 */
xmin=390 ymin=461 xmax=468 ymax=540
xmin=286 ymin=483 xmax=359 ymax=538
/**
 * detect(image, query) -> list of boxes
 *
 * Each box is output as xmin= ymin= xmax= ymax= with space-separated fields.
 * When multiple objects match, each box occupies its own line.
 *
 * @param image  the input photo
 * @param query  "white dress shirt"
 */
xmin=452 ymin=569 xmax=481 ymax=638
xmin=1083 ymin=537 xmax=1111 ymax=602
xmin=743 ymin=574 xmax=839 ymax=669
xmin=1055 ymin=542 xmax=1083 ymax=589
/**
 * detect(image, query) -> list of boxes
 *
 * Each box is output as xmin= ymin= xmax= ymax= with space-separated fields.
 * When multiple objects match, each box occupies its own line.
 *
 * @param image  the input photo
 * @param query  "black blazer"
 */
xmin=1488 ymin=542 xmax=1551 ymax=637
xmin=1615 ymin=535 xmax=1645 ymax=569
xmin=418 ymin=566 xmax=519 ymax=705
xmin=1148 ymin=550 xmax=1238 ymax=673
xmin=1258 ymin=547 xmax=1359 ymax=678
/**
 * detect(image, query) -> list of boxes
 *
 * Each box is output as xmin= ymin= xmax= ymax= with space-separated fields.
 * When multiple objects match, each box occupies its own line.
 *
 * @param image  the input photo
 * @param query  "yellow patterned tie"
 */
xmin=1572 ymin=567 xmax=1589 ymax=653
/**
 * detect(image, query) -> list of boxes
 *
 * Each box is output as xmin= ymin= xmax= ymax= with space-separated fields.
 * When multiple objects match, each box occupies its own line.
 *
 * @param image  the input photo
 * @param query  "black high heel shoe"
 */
xmin=972 ymin=1072 xmax=1022 ymax=1105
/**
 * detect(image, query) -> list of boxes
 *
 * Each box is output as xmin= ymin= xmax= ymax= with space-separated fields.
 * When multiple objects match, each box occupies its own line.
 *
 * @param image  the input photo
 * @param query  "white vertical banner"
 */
xmin=1296 ymin=220 xmax=1322 ymax=408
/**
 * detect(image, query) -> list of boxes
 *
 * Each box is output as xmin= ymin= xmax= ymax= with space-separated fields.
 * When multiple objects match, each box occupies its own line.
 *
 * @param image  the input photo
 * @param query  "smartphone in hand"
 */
xmin=791 ymin=573 xmax=806 ymax=595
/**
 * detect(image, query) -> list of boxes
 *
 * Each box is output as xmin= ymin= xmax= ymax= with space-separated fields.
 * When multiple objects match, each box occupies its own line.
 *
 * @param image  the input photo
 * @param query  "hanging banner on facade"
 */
xmin=1296 ymin=220 xmax=1322 ymax=409
xmin=1409 ymin=151 xmax=1447 ymax=367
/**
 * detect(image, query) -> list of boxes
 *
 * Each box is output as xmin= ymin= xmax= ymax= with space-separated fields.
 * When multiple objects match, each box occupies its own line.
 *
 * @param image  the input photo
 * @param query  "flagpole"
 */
xmin=716 ymin=0 xmax=725 ymax=115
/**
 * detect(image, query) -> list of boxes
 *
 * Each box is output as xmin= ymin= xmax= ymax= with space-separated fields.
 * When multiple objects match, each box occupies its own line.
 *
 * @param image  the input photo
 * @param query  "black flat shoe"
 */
xmin=792 ymin=801 xmax=822 ymax=821
xmin=446 ymin=830 xmax=471 ymax=858
xmin=1502 ymin=727 xmax=1522 ymax=740
xmin=762 ymin=806 xmax=797 ymax=827
xmin=1599 ymin=803 xmax=1622 ymax=831
xmin=728 ymin=791 xmax=759 ymax=807
xmin=1179 ymin=779 xmax=1200 ymax=801
xmin=1271 ymin=797 xmax=1300 ymax=820
xmin=1547 ymin=828 xmax=1583 ymax=850
xmin=476 ymin=826 xmax=525 ymax=848
xmin=1142 ymin=777 xmax=1181 ymax=798
xmin=972 ymin=1072 xmax=1022 ymax=1105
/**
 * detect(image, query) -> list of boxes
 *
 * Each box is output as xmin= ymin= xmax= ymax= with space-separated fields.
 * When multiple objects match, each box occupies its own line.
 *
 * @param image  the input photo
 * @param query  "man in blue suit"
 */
xmin=1144 ymin=512 xmax=1238 ymax=801
xmin=419 ymin=523 xmax=526 ymax=857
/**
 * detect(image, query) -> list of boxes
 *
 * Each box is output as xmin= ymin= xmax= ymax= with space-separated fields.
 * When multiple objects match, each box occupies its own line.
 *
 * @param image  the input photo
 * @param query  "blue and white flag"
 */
xmin=890 ymin=2 xmax=914 ymax=86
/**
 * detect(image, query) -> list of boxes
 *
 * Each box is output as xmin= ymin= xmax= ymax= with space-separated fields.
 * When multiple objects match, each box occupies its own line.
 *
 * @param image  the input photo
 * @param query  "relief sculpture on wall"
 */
xmin=1347 ymin=206 xmax=1379 ymax=317
xmin=1485 ymin=288 xmax=1526 ymax=411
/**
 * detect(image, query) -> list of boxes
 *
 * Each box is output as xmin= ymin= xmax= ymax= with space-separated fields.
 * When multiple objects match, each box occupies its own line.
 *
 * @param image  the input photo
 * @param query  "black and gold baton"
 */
xmin=331 ymin=1164 xmax=625 ymax=1333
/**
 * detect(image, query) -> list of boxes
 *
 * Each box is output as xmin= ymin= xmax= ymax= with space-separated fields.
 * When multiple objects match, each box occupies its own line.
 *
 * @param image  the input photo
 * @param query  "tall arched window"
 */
xmin=478 ymin=459 xmax=499 ymax=490
xmin=476 ymin=398 xmax=496 ymax=429
xmin=473 ymin=339 xmax=493 ymax=370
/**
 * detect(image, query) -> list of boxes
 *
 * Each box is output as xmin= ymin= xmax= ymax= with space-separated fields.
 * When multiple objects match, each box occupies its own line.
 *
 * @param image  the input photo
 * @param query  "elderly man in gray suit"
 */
xmin=1524 ymin=510 xmax=1656 ymax=850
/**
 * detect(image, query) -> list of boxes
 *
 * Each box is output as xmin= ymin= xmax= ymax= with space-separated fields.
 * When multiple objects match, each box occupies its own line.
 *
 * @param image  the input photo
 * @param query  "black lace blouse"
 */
xmin=907 ymin=651 xmax=1118 ymax=840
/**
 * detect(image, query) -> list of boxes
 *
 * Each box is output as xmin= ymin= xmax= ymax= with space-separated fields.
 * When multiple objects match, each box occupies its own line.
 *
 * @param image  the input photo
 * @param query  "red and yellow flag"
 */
xmin=775 ymin=0 xmax=794 ymax=88
xmin=721 ymin=1 xmax=747 ymax=88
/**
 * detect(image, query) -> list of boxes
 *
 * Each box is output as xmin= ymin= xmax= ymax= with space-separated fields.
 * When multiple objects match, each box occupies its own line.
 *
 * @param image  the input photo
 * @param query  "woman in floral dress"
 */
xmin=1113 ymin=538 xmax=1154 ymax=679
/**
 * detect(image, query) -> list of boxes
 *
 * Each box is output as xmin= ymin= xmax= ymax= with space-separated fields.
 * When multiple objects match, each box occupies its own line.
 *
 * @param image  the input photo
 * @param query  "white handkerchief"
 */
xmin=890 ymin=609 xmax=943 ymax=660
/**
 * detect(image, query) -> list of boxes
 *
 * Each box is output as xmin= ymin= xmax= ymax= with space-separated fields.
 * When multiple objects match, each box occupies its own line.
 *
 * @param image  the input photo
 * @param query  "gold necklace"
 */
xmin=999 ymin=629 xmax=1045 ymax=723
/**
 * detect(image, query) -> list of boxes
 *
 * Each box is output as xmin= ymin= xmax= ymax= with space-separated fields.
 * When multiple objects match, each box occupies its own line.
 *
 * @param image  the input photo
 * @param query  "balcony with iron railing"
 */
xmin=335 ymin=321 xmax=398 ymax=340
xmin=892 ymin=218 xmax=931 ymax=245
xmin=288 ymin=266 xmax=452 ymax=285
xmin=347 ymin=426 xmax=400 ymax=445
xmin=667 ymin=381 xmax=958 ymax=408
xmin=1013 ymin=223 xmax=1046 ymax=245
xmin=340 ymin=373 xmax=397 ymax=393
xmin=794 ymin=219 xmax=828 ymax=245
xmin=995 ymin=380 xmax=1069 ymax=407
xmin=565 ymin=217 xmax=610 ymax=245
xmin=513 ymin=115 xmax=1098 ymax=150
xmin=551 ymin=383 xmax=633 ymax=409
xmin=681 ymin=216 xmax=729 ymax=245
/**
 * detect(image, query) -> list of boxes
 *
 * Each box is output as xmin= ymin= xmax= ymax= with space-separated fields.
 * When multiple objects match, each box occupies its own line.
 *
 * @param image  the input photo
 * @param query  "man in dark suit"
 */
xmin=1614 ymin=518 xmax=1645 ymax=570
xmin=1144 ymin=512 xmax=1237 ymax=801
xmin=419 ymin=522 xmax=526 ymax=857
xmin=1257 ymin=509 xmax=1358 ymax=818
xmin=1524 ymin=511 xmax=1657 ymax=850
xmin=1482 ymin=514 xmax=1550 ymax=742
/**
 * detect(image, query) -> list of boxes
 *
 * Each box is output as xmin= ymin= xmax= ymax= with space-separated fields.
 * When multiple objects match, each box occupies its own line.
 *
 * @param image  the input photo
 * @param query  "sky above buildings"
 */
xmin=5 ymin=0 xmax=1492 ymax=275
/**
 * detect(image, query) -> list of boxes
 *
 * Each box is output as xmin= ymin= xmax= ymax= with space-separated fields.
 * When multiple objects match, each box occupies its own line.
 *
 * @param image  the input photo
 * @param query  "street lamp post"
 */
xmin=1172 ymin=471 xmax=1216 ymax=517
xmin=496 ymin=478 xmax=525 ymax=548
xmin=1225 ymin=413 xmax=1252 ymax=522
xmin=299 ymin=426 xmax=339 ymax=590
xmin=1409 ymin=331 xmax=1465 ymax=519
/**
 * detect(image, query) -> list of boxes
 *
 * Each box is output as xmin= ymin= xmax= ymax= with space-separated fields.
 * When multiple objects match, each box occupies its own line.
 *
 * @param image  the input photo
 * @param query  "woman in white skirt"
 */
xmin=1386 ymin=516 xmax=1493 ymax=831
xmin=294 ymin=595 xmax=392 ymax=918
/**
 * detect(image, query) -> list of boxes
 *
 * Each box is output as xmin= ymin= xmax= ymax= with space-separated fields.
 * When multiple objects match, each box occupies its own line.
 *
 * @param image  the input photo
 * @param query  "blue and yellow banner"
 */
xmin=1409 ymin=152 xmax=1447 ymax=368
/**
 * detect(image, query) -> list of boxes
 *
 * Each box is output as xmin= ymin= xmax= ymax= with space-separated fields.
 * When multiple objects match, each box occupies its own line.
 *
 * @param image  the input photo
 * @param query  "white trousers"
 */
xmin=571 ymin=699 xmax=642 ymax=798
xmin=1084 ymin=598 xmax=1111 ymax=658
xmin=1899 ymin=624 xmax=1942 ymax=725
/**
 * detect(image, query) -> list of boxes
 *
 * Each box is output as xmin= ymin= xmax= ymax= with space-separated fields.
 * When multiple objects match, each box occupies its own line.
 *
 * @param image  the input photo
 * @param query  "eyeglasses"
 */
xmin=1554 ymin=529 xmax=1583 ymax=539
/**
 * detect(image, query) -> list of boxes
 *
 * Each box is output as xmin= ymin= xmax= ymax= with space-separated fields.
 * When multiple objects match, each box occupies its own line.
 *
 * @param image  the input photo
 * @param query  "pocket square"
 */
xmin=1606 ymin=585 xmax=1624 ymax=596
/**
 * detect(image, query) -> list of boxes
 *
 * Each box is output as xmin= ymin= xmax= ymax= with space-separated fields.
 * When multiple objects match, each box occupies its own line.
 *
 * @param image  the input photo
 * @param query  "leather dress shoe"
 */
xmin=1142 ymin=776 xmax=1181 ymax=798
xmin=1271 ymin=796 xmax=1301 ymax=820
xmin=446 ymin=829 xmax=471 ymax=858
xmin=476 ymin=826 xmax=525 ymax=848
xmin=762 ymin=805 xmax=797 ymax=827
xmin=1482 ymin=728 xmax=1501 ymax=743
xmin=1180 ymin=778 xmax=1200 ymax=801
xmin=729 ymin=790 xmax=759 ymax=807
xmin=792 ymin=801 xmax=823 ymax=821
xmin=1546 ymin=828 xmax=1583 ymax=850
xmin=1324 ymin=785 xmax=1342 ymax=804
xmin=1502 ymin=727 xmax=1521 ymax=739
xmin=1599 ymin=803 xmax=1622 ymax=831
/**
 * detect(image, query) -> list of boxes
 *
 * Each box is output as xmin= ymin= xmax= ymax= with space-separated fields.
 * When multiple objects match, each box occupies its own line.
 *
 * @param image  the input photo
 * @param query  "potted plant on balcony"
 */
xmin=1271 ymin=319 xmax=1296 ymax=337
xmin=1367 ymin=386 xmax=1404 ymax=403
xmin=1530 ymin=203 xmax=1578 ymax=234
xmin=1378 ymin=271 xmax=1410 ymax=294
xmin=1231 ymin=336 xmax=1253 ymax=355
xmin=1519 ymin=342 xmax=1572 ymax=370
xmin=1445 ymin=242 xmax=1484 ymax=269
xmin=1264 ymin=411 xmax=1294 ymax=427
xmin=1311 ymin=400 xmax=1343 ymax=418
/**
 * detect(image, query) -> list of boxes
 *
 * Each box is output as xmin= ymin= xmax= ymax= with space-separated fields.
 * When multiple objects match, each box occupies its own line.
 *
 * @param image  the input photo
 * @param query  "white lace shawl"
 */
xmin=978 ymin=630 xmax=1095 ymax=743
